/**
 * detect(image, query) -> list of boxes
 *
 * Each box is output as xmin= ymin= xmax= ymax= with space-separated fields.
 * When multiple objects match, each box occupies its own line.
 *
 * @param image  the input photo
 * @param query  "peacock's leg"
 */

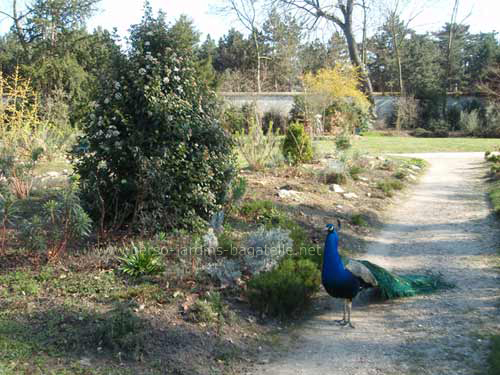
xmin=335 ymin=299 xmax=348 ymax=325
xmin=346 ymin=299 xmax=355 ymax=328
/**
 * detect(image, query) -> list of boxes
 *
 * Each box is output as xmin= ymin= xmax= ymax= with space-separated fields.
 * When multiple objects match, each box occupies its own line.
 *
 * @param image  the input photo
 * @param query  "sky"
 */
xmin=85 ymin=0 xmax=499 ymax=42
xmin=1 ymin=0 xmax=499 ymax=42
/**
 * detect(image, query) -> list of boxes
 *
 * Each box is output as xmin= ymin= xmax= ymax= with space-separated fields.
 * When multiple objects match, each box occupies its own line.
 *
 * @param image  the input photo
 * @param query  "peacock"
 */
xmin=322 ymin=222 xmax=451 ymax=328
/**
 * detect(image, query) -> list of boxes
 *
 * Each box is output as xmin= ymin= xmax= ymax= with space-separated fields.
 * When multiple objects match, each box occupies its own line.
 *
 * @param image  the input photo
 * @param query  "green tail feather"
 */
xmin=359 ymin=260 xmax=453 ymax=299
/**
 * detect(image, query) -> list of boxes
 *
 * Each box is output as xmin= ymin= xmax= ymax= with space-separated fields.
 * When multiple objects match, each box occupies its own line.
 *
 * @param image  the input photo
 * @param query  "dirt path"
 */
xmin=249 ymin=152 xmax=500 ymax=375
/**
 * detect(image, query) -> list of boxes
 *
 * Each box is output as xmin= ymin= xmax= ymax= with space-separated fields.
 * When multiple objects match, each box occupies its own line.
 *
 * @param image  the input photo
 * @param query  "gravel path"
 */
xmin=250 ymin=152 xmax=500 ymax=375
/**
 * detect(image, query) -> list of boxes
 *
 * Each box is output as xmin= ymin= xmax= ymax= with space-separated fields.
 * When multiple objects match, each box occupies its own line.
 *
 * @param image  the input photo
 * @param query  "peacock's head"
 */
xmin=324 ymin=220 xmax=341 ymax=233
xmin=324 ymin=224 xmax=335 ymax=233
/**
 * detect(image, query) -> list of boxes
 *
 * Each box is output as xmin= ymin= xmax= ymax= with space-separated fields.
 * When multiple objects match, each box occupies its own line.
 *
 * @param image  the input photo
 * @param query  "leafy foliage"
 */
xmin=118 ymin=242 xmax=165 ymax=278
xmin=282 ymin=123 xmax=313 ymax=165
xmin=235 ymin=115 xmax=280 ymax=170
xmin=71 ymin=7 xmax=235 ymax=232
xmin=247 ymin=258 xmax=320 ymax=318
xmin=21 ymin=181 xmax=92 ymax=258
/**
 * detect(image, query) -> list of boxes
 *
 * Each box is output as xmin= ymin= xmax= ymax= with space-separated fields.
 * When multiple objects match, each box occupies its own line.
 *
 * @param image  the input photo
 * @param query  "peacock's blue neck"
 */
xmin=322 ymin=230 xmax=348 ymax=285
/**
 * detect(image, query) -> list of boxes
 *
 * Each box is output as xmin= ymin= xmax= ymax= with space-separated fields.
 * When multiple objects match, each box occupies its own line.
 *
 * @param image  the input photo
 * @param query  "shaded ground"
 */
xmin=249 ymin=152 xmax=500 ymax=375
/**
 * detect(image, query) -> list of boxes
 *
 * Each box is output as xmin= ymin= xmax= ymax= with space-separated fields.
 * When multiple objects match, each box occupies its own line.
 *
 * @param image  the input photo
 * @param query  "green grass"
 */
xmin=490 ymin=181 xmax=500 ymax=217
xmin=489 ymin=335 xmax=500 ymax=375
xmin=314 ymin=136 xmax=500 ymax=155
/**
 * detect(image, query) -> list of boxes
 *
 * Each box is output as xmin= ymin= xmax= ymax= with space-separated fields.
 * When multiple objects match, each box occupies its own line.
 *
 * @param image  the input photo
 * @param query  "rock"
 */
xmin=79 ymin=358 xmax=91 ymax=367
xmin=278 ymin=189 xmax=301 ymax=199
xmin=410 ymin=165 xmax=421 ymax=171
xmin=343 ymin=192 xmax=359 ymax=199
xmin=358 ymin=176 xmax=369 ymax=182
xmin=330 ymin=184 xmax=345 ymax=193
xmin=366 ymin=192 xmax=372 ymax=197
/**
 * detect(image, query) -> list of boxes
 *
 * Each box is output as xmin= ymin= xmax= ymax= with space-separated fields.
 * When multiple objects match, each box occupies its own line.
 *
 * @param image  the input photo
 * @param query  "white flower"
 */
xmin=114 ymin=81 xmax=121 ymax=89
xmin=104 ymin=98 xmax=110 ymax=104
xmin=174 ymin=67 xmax=179 ymax=72
xmin=163 ymin=77 xmax=169 ymax=84
xmin=115 ymin=92 xmax=122 ymax=100
xmin=168 ymin=115 xmax=173 ymax=121
xmin=139 ymin=68 xmax=146 ymax=75
xmin=174 ymin=75 xmax=180 ymax=81
xmin=145 ymin=41 xmax=150 ymax=46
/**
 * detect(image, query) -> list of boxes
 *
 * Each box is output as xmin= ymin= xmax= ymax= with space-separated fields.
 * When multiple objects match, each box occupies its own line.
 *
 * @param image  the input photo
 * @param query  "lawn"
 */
xmin=314 ymin=136 xmax=500 ymax=155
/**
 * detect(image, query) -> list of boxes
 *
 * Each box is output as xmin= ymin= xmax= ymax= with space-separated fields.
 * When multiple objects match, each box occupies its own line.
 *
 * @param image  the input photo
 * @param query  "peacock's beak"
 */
xmin=323 ymin=226 xmax=330 ymax=231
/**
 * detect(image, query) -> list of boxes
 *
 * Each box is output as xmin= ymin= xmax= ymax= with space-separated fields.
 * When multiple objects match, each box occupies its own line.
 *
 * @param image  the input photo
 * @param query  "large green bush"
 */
xmin=247 ymin=258 xmax=320 ymax=318
xmin=71 ymin=9 xmax=235 ymax=232
xmin=282 ymin=123 xmax=313 ymax=165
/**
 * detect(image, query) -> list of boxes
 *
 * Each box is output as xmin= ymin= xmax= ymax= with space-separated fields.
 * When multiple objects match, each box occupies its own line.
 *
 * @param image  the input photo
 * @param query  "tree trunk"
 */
xmin=340 ymin=13 xmax=374 ymax=102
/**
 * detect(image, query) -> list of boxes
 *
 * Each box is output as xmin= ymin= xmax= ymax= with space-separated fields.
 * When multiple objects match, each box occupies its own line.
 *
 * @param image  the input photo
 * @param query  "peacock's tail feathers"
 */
xmin=359 ymin=260 xmax=453 ymax=299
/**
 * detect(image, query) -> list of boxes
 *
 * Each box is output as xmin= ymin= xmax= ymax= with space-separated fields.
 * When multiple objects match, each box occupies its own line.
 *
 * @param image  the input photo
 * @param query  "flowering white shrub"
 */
xmin=71 ymin=7 xmax=235 ymax=232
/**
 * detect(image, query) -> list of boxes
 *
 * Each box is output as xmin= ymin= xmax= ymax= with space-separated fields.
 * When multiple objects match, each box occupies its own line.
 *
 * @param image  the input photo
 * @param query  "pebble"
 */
xmin=343 ymin=192 xmax=359 ymax=199
xmin=330 ymin=184 xmax=345 ymax=193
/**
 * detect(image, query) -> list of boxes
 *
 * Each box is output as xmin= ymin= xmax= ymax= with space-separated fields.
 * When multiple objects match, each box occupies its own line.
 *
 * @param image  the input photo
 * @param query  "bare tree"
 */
xmin=218 ymin=0 xmax=268 ymax=92
xmin=0 ymin=0 xmax=32 ymax=53
xmin=269 ymin=0 xmax=374 ymax=101
xmin=378 ymin=0 xmax=422 ymax=96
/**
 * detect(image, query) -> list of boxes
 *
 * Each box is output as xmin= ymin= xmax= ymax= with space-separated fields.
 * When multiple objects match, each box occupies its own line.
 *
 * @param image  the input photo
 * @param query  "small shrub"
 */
xmin=282 ymin=123 xmax=313 ymax=166
xmin=247 ymin=258 xmax=320 ymax=318
xmin=480 ymin=103 xmax=500 ymax=138
xmin=394 ymin=95 xmax=419 ymax=130
xmin=225 ymin=177 xmax=247 ymax=211
xmin=411 ymin=127 xmax=432 ymax=138
xmin=393 ymin=170 xmax=408 ymax=180
xmin=351 ymin=214 xmax=367 ymax=227
xmin=239 ymin=200 xmax=283 ymax=224
xmin=0 ymin=192 xmax=19 ymax=253
xmin=20 ymin=181 xmax=92 ymax=258
xmin=118 ymin=241 xmax=165 ymax=278
xmin=203 ymin=258 xmax=242 ymax=286
xmin=220 ymin=104 xmax=251 ymax=134
xmin=429 ymin=119 xmax=449 ymax=138
xmin=377 ymin=179 xmax=404 ymax=197
xmin=0 ymin=144 xmax=43 ymax=199
xmin=188 ymin=299 xmax=218 ymax=323
xmin=94 ymin=306 xmax=146 ymax=359
xmin=446 ymin=105 xmax=462 ymax=131
xmin=187 ymin=291 xmax=227 ymax=324
xmin=324 ymin=171 xmax=348 ymax=185
xmin=217 ymin=229 xmax=238 ymax=257
xmin=262 ymin=110 xmax=287 ymax=134
xmin=459 ymin=109 xmax=480 ymax=135
xmin=235 ymin=115 xmax=280 ymax=170
xmin=349 ymin=165 xmax=365 ymax=180
xmin=490 ymin=182 xmax=500 ymax=216
xmin=406 ymin=158 xmax=426 ymax=169
xmin=379 ymin=159 xmax=397 ymax=171
xmin=335 ymin=134 xmax=352 ymax=150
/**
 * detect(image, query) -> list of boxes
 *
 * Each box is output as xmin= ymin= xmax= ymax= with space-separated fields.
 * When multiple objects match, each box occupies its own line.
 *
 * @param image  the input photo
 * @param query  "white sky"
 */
xmin=0 ymin=0 xmax=499 ymax=42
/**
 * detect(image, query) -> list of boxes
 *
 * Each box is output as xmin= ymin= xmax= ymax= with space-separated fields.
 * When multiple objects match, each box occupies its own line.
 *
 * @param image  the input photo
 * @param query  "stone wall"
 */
xmin=219 ymin=92 xmax=480 ymax=124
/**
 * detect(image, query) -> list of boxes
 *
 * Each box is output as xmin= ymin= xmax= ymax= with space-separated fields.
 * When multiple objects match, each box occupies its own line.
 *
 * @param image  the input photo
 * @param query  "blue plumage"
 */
xmin=321 ymin=223 xmax=451 ymax=328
